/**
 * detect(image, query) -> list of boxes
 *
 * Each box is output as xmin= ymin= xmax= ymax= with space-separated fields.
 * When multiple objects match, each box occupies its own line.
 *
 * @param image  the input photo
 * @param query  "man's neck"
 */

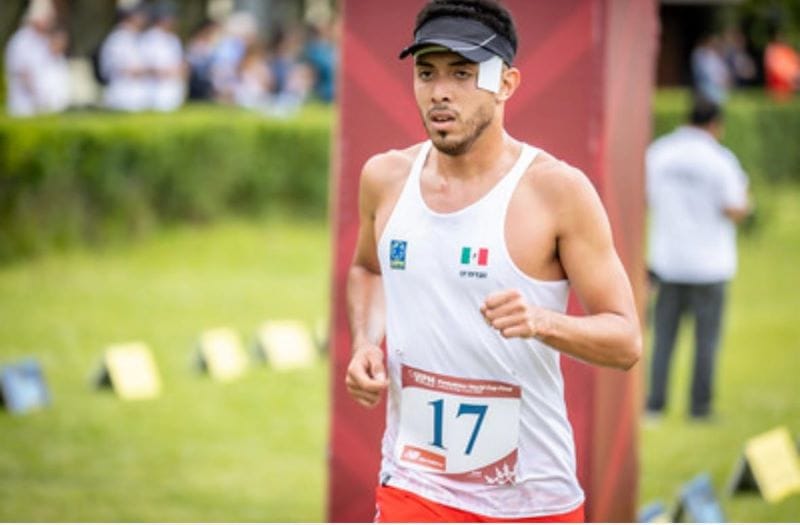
xmin=433 ymin=125 xmax=515 ymax=181
xmin=689 ymin=123 xmax=721 ymax=142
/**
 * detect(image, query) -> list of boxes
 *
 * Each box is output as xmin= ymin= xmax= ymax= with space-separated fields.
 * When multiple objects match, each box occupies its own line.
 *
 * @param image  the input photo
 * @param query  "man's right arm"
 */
xmin=345 ymin=156 xmax=391 ymax=408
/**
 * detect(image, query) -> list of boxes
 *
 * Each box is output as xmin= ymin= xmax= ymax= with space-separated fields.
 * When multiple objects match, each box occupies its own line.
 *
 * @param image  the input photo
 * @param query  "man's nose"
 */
xmin=430 ymin=78 xmax=452 ymax=103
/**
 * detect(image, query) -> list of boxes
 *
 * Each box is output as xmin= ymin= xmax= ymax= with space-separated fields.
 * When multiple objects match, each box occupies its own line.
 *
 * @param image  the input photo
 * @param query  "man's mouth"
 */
xmin=428 ymin=109 xmax=457 ymax=130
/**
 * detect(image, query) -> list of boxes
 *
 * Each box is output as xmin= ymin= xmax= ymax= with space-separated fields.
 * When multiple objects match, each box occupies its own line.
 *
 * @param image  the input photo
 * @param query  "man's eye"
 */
xmin=455 ymin=70 xmax=473 ymax=79
xmin=417 ymin=70 xmax=433 ymax=80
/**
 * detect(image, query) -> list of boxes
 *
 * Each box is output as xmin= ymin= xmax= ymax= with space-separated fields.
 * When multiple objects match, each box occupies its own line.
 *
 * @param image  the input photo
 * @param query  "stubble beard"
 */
xmin=425 ymin=104 xmax=494 ymax=157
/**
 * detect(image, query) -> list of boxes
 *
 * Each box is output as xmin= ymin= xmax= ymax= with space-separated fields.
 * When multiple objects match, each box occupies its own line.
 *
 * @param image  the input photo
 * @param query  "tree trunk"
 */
xmin=175 ymin=0 xmax=210 ymax=41
xmin=63 ymin=0 xmax=117 ymax=57
xmin=0 ymin=0 xmax=27 ymax=52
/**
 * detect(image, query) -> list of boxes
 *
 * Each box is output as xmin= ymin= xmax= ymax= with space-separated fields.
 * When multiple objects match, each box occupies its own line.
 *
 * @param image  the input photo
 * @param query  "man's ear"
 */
xmin=497 ymin=67 xmax=521 ymax=102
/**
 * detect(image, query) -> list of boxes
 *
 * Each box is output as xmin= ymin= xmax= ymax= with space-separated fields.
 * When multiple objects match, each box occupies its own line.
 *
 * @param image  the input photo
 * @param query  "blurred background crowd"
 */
xmin=2 ymin=0 xmax=337 ymax=117
xmin=3 ymin=0 xmax=800 ymax=118
xmin=656 ymin=0 xmax=799 ymax=105
xmin=689 ymin=25 xmax=799 ymax=105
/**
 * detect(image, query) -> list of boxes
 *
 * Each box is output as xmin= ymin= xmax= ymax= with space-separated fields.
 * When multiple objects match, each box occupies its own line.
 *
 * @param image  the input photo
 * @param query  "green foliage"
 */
xmin=1 ymin=90 xmax=797 ymax=265
xmin=0 ymin=104 xmax=332 ymax=262
xmin=646 ymin=97 xmax=800 ymax=523
xmin=0 ymin=218 xmax=330 ymax=521
xmin=0 ymin=91 xmax=797 ymax=521
xmin=639 ymin=183 xmax=800 ymax=521
xmin=735 ymin=0 xmax=800 ymax=49
xmin=0 ymin=188 xmax=797 ymax=521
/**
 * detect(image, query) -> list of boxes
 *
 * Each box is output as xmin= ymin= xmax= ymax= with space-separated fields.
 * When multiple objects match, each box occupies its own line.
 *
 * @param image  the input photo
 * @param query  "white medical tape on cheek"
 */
xmin=477 ymin=55 xmax=503 ymax=93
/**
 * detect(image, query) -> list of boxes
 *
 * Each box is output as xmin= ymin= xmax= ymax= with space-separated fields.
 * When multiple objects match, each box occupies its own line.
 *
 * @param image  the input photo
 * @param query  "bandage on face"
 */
xmin=477 ymin=55 xmax=503 ymax=94
xmin=414 ymin=46 xmax=504 ymax=94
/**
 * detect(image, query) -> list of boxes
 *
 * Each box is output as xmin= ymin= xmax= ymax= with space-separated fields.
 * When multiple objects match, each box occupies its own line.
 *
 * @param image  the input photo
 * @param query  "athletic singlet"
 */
xmin=376 ymin=140 xmax=585 ymax=518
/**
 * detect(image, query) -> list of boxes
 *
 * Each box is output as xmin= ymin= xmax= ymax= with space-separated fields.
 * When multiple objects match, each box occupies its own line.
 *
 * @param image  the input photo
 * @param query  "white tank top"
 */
xmin=377 ymin=141 xmax=584 ymax=518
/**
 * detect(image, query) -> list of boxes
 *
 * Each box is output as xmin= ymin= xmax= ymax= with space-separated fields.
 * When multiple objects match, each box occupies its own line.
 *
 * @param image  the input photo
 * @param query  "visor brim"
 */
xmin=399 ymin=38 xmax=496 ymax=63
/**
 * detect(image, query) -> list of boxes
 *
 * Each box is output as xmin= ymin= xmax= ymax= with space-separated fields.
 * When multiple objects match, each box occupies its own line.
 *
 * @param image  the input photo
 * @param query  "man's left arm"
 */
xmin=721 ymin=151 xmax=752 ymax=224
xmin=482 ymin=170 xmax=642 ymax=370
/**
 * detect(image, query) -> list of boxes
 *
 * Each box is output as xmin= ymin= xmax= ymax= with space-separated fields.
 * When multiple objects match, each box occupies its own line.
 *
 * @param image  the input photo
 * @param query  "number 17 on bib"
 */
xmin=395 ymin=365 xmax=521 ymax=485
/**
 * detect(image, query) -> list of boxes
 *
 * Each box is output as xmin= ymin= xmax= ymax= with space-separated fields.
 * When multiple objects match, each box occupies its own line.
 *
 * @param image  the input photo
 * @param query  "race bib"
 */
xmin=395 ymin=364 xmax=521 ymax=485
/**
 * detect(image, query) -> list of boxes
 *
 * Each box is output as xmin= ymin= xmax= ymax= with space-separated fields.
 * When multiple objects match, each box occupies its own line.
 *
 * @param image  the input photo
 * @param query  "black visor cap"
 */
xmin=399 ymin=16 xmax=515 ymax=65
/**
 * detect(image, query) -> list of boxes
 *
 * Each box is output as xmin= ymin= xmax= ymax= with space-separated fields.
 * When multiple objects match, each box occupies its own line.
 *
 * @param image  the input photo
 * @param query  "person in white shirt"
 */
xmin=232 ymin=42 xmax=273 ymax=110
xmin=99 ymin=4 xmax=149 ymax=111
xmin=37 ymin=26 xmax=71 ymax=114
xmin=140 ymin=2 xmax=186 ymax=111
xmin=210 ymin=11 xmax=259 ymax=103
xmin=645 ymin=101 xmax=751 ymax=421
xmin=3 ymin=0 xmax=56 ymax=116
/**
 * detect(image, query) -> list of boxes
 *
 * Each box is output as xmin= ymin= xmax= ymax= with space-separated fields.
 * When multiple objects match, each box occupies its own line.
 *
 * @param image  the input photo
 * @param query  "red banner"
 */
xmin=328 ymin=1 xmax=657 ymax=521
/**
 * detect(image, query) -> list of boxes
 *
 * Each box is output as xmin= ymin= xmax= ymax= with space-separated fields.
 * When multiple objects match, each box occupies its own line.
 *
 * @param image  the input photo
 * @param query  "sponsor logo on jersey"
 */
xmin=390 ymin=239 xmax=408 ymax=269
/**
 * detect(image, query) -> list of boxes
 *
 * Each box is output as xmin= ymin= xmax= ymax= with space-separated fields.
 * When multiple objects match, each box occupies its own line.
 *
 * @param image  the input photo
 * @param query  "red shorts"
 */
xmin=375 ymin=485 xmax=585 ymax=523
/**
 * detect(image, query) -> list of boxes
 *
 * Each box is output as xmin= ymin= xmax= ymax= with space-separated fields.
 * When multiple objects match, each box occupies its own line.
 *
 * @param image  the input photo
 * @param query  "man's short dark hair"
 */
xmin=690 ymin=100 xmax=722 ymax=126
xmin=414 ymin=0 xmax=518 ymax=58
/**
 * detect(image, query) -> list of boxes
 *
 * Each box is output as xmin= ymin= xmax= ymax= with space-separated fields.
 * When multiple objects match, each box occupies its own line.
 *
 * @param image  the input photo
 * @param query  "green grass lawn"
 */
xmin=1 ymin=186 xmax=798 ymax=521
xmin=0 ymin=218 xmax=331 ymax=521
xmin=638 ymin=184 xmax=800 ymax=521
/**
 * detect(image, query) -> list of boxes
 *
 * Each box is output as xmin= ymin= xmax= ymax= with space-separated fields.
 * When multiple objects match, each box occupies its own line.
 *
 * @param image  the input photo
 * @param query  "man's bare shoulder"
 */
xmin=361 ymin=143 xmax=423 ymax=189
xmin=518 ymin=149 xmax=611 ymax=242
xmin=522 ymin=150 xmax=598 ymax=205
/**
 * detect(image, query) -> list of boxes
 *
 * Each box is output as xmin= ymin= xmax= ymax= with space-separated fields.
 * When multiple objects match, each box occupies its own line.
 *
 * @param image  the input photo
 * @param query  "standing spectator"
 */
xmin=645 ymin=101 xmax=751 ymax=421
xmin=140 ymin=1 xmax=186 ymax=111
xmin=721 ymin=28 xmax=756 ymax=87
xmin=3 ymin=0 xmax=56 ymax=117
xmin=37 ymin=26 xmax=71 ymax=114
xmin=271 ymin=61 xmax=314 ymax=115
xmin=186 ymin=19 xmax=220 ymax=101
xmin=99 ymin=4 xmax=150 ymax=111
xmin=210 ymin=11 xmax=260 ymax=103
xmin=303 ymin=20 xmax=337 ymax=103
xmin=267 ymin=26 xmax=314 ymax=114
xmin=691 ymin=33 xmax=731 ymax=105
xmin=267 ymin=26 xmax=301 ymax=96
xmin=764 ymin=29 xmax=800 ymax=101
xmin=232 ymin=42 xmax=273 ymax=110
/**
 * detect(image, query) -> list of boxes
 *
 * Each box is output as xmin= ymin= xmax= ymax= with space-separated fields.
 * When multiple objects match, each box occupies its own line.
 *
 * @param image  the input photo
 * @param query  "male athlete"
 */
xmin=345 ymin=1 xmax=642 ymax=522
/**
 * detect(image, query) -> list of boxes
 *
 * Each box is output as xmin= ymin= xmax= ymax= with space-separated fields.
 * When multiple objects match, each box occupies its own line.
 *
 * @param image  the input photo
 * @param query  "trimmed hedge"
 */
xmin=0 ymin=91 xmax=798 ymax=263
xmin=653 ymin=89 xmax=800 ymax=185
xmin=0 ymin=105 xmax=332 ymax=262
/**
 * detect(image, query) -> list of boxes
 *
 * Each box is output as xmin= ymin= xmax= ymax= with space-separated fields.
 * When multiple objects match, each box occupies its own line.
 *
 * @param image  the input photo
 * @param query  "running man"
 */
xmin=345 ymin=1 xmax=642 ymax=522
